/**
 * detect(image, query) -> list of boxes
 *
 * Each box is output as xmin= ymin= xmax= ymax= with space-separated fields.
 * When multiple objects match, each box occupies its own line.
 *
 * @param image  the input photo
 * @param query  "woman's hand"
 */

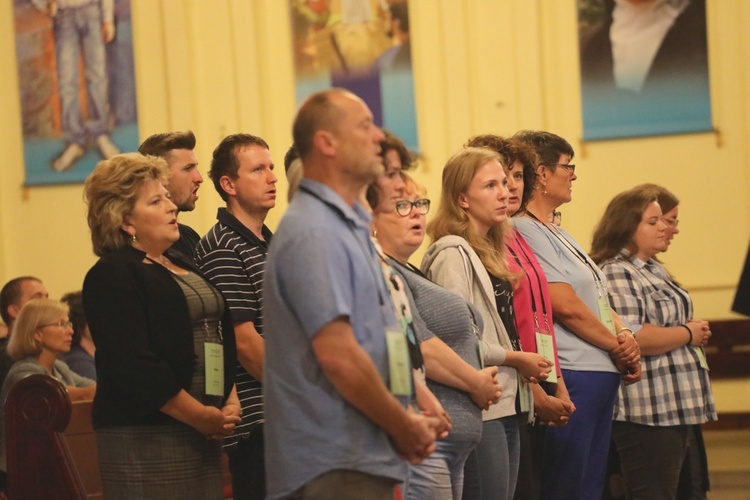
xmin=505 ymin=351 xmax=553 ymax=384
xmin=534 ymin=394 xmax=575 ymax=427
xmin=687 ymin=320 xmax=710 ymax=347
xmin=415 ymin=379 xmax=451 ymax=439
xmin=470 ymin=366 xmax=502 ymax=410
xmin=610 ymin=331 xmax=640 ymax=365
xmin=218 ymin=402 xmax=242 ymax=435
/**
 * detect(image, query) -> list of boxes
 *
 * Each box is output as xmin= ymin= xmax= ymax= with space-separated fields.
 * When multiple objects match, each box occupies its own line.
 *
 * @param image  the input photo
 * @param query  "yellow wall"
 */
xmin=1 ymin=0 xmax=749 ymax=407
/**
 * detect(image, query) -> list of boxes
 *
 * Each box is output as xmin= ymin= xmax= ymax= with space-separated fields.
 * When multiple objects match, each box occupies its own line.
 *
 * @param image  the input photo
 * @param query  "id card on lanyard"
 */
xmin=597 ymin=288 xmax=617 ymax=335
xmin=386 ymin=327 xmax=413 ymax=397
xmin=204 ymin=343 xmax=224 ymax=396
xmin=535 ymin=331 xmax=557 ymax=383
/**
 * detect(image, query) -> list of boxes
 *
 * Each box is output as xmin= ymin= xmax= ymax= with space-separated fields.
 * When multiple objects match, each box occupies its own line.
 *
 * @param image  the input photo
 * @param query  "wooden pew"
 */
xmin=5 ymin=375 xmax=233 ymax=499
xmin=702 ymin=318 xmax=750 ymax=431
xmin=5 ymin=374 xmax=87 ymax=499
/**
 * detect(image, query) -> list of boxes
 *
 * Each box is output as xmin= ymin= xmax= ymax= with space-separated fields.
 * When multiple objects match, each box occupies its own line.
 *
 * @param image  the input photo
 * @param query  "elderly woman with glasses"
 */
xmin=371 ymin=173 xmax=504 ymax=499
xmin=591 ymin=185 xmax=716 ymax=499
xmin=0 ymin=298 xmax=96 ymax=491
xmin=512 ymin=131 xmax=641 ymax=500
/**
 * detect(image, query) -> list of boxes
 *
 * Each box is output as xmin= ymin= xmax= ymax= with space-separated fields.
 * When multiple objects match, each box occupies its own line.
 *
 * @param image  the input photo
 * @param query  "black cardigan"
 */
xmin=82 ymin=245 xmax=237 ymax=429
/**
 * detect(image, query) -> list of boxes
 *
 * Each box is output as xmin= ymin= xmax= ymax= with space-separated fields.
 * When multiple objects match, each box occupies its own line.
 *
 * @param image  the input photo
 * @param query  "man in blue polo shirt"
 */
xmin=264 ymin=89 xmax=439 ymax=499
xmin=196 ymin=134 xmax=277 ymax=499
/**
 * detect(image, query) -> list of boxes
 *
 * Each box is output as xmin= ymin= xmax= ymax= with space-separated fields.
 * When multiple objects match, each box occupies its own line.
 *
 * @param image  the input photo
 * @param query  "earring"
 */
xmin=132 ymin=233 xmax=137 ymax=243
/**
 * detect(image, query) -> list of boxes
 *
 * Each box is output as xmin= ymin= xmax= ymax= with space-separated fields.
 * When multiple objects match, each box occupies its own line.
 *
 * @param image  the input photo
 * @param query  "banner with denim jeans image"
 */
xmin=13 ymin=0 xmax=138 ymax=186
xmin=578 ymin=0 xmax=712 ymax=141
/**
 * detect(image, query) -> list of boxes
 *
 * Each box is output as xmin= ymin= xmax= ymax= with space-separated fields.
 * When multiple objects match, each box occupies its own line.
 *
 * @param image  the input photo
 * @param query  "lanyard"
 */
xmin=299 ymin=184 xmax=388 ymax=306
xmin=146 ymin=257 xmax=224 ymax=343
xmin=506 ymin=238 xmax=552 ymax=334
xmin=525 ymin=212 xmax=607 ymax=297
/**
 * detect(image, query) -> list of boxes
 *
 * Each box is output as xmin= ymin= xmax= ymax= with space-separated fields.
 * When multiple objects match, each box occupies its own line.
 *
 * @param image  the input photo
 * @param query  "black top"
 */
xmin=82 ymin=245 xmax=236 ymax=429
xmin=170 ymin=223 xmax=201 ymax=262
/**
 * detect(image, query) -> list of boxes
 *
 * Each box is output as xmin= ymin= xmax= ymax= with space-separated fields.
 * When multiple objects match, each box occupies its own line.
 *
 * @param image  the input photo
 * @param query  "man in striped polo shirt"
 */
xmin=196 ymin=133 xmax=277 ymax=500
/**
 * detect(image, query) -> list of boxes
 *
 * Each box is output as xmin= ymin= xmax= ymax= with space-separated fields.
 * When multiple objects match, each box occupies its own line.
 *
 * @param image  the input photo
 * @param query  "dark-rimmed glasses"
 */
xmin=395 ymin=198 xmax=430 ymax=217
xmin=550 ymin=163 xmax=575 ymax=174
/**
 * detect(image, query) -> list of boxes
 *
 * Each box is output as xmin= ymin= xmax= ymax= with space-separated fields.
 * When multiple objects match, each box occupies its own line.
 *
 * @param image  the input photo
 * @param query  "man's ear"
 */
xmin=219 ymin=176 xmax=236 ymax=197
xmin=314 ymin=130 xmax=336 ymax=157
xmin=6 ymin=304 xmax=20 ymax=323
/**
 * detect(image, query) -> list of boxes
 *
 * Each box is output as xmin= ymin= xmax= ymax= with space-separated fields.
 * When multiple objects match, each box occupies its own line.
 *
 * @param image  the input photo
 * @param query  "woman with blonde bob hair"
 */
xmin=0 ymin=298 xmax=95 ymax=492
xmin=422 ymin=147 xmax=552 ymax=500
xmin=591 ymin=186 xmax=716 ymax=500
xmin=82 ymin=153 xmax=240 ymax=499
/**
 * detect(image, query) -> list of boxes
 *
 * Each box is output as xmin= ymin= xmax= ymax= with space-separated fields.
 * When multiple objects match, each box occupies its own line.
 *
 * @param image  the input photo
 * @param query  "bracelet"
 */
xmin=681 ymin=324 xmax=692 ymax=345
xmin=616 ymin=327 xmax=633 ymax=336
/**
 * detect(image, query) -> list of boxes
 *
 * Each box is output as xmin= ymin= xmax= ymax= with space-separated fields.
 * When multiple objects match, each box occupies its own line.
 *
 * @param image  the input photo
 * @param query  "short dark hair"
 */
xmin=512 ymin=130 xmax=574 ymax=172
xmin=1 ymin=277 xmax=41 ymax=326
xmin=138 ymin=130 xmax=196 ymax=158
xmin=209 ymin=134 xmax=270 ymax=202
xmin=60 ymin=291 xmax=87 ymax=347
xmin=366 ymin=130 xmax=416 ymax=210
xmin=466 ymin=134 xmax=539 ymax=212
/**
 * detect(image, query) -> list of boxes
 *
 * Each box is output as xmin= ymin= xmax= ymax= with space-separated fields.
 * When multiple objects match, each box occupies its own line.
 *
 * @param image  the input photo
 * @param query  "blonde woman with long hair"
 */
xmin=422 ymin=147 xmax=552 ymax=500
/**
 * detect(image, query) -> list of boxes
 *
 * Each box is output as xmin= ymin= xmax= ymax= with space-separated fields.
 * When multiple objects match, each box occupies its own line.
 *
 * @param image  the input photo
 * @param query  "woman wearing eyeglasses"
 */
xmin=512 ymin=130 xmax=641 ymax=500
xmin=371 ymin=174 xmax=504 ymax=499
xmin=591 ymin=185 xmax=716 ymax=500
xmin=0 ymin=298 xmax=96 ymax=491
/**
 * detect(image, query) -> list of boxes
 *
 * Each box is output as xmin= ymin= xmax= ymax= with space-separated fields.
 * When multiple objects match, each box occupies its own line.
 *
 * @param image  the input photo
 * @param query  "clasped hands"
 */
xmin=610 ymin=332 xmax=641 ymax=385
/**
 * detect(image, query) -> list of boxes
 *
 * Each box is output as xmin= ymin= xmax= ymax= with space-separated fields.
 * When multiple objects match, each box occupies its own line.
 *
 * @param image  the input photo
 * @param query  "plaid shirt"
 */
xmin=602 ymin=250 xmax=716 ymax=426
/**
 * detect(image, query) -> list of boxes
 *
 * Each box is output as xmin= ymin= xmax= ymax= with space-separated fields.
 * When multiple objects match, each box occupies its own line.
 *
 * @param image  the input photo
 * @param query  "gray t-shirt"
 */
xmin=391 ymin=259 xmax=483 ymax=443
xmin=514 ymin=218 xmax=618 ymax=373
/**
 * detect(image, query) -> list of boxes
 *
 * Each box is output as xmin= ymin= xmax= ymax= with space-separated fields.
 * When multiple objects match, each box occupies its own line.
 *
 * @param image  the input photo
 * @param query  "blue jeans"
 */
xmin=53 ymin=2 xmax=109 ymax=145
xmin=539 ymin=370 xmax=620 ymax=500
xmin=463 ymin=415 xmax=520 ymax=500
xmin=406 ymin=439 xmax=476 ymax=500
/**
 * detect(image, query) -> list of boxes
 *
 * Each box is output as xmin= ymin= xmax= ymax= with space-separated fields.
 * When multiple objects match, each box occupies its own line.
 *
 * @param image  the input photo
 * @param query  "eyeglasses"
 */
xmin=41 ymin=320 xmax=73 ymax=329
xmin=395 ymin=198 xmax=430 ymax=217
xmin=662 ymin=216 xmax=679 ymax=228
xmin=550 ymin=163 xmax=575 ymax=174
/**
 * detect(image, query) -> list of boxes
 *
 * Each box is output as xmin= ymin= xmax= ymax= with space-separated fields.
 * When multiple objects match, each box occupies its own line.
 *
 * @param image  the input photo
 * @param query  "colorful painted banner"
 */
xmin=14 ymin=0 xmax=138 ymax=186
xmin=289 ymin=0 xmax=418 ymax=150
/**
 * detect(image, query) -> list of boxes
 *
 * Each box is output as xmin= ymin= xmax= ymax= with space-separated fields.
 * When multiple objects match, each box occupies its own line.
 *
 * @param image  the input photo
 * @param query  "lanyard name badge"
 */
xmin=528 ymin=213 xmax=617 ymax=335
xmin=157 ymin=258 xmax=226 ymax=397
xmin=508 ymin=242 xmax=557 ymax=383
xmin=596 ymin=283 xmax=617 ymax=335
xmin=386 ymin=326 xmax=413 ymax=397
xmin=694 ymin=346 xmax=710 ymax=370
xmin=205 ymin=342 xmax=224 ymax=396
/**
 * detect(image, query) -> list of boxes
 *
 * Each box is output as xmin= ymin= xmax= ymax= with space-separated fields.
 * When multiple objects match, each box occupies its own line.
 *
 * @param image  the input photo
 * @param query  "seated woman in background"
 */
xmin=372 ymin=173 xmax=502 ymax=499
xmin=0 ymin=298 xmax=96 ymax=491
xmin=591 ymin=185 xmax=716 ymax=500
xmin=60 ymin=291 xmax=96 ymax=381
xmin=82 ymin=153 xmax=240 ymax=499
xmin=422 ymin=147 xmax=553 ymax=500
